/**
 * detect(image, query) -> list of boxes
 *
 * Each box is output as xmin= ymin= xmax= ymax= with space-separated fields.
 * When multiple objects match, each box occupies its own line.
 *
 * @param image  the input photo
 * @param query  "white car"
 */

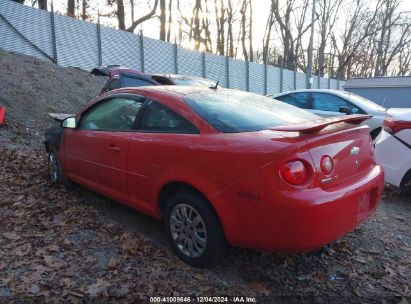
xmin=270 ymin=89 xmax=387 ymax=139
xmin=375 ymin=109 xmax=411 ymax=189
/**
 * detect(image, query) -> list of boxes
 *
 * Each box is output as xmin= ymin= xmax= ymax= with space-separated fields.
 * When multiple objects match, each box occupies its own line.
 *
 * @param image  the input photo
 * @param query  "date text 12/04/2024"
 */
xmin=149 ymin=296 xmax=257 ymax=303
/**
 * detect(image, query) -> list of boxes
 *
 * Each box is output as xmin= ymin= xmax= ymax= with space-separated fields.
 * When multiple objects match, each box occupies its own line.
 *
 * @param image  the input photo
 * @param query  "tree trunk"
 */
xmin=130 ymin=0 xmax=135 ymax=23
xmin=38 ymin=0 xmax=47 ymax=10
xmin=166 ymin=0 xmax=173 ymax=42
xmin=81 ymin=0 xmax=87 ymax=20
xmin=67 ymin=0 xmax=75 ymax=17
xmin=117 ymin=0 xmax=125 ymax=30
xmin=249 ymin=0 xmax=253 ymax=62
xmin=159 ymin=0 xmax=166 ymax=40
xmin=240 ymin=0 xmax=248 ymax=61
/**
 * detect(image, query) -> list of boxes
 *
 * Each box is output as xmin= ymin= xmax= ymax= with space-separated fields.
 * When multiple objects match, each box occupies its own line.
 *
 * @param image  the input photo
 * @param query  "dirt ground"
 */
xmin=0 ymin=50 xmax=410 ymax=303
xmin=0 ymin=146 xmax=410 ymax=304
xmin=0 ymin=49 xmax=105 ymax=149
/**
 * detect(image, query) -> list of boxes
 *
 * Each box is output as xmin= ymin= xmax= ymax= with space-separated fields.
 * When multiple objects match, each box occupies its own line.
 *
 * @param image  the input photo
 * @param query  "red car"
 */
xmin=45 ymin=86 xmax=384 ymax=267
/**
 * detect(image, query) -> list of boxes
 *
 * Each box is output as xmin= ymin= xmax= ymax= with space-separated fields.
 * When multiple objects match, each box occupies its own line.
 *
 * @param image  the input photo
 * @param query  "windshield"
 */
xmin=184 ymin=90 xmax=320 ymax=133
xmin=340 ymin=91 xmax=386 ymax=112
xmin=173 ymin=77 xmax=217 ymax=87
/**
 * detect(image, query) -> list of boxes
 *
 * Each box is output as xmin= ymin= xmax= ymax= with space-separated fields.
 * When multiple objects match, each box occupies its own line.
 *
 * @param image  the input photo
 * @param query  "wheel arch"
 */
xmin=400 ymin=168 xmax=411 ymax=189
xmin=158 ymin=181 xmax=213 ymax=216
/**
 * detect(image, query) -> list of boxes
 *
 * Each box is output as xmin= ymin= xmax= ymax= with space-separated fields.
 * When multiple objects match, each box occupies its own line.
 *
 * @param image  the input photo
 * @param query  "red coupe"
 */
xmin=45 ymin=86 xmax=384 ymax=267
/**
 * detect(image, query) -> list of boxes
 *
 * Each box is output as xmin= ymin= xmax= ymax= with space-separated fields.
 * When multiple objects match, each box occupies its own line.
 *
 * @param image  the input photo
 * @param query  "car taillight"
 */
xmin=383 ymin=118 xmax=411 ymax=135
xmin=320 ymin=155 xmax=334 ymax=175
xmin=280 ymin=160 xmax=308 ymax=185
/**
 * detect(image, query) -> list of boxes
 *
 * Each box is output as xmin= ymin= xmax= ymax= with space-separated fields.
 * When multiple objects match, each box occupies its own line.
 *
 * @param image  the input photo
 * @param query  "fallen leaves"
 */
xmin=0 ymin=147 xmax=410 ymax=303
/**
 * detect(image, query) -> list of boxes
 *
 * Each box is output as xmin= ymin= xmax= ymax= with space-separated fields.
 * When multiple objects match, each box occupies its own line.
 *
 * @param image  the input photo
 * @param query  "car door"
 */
xmin=310 ymin=92 xmax=355 ymax=117
xmin=63 ymin=95 xmax=145 ymax=202
xmin=126 ymin=100 xmax=199 ymax=214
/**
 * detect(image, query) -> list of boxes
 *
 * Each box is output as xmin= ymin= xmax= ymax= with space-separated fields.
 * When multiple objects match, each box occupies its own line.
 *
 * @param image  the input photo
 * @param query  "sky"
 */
xmin=49 ymin=0 xmax=411 ymax=55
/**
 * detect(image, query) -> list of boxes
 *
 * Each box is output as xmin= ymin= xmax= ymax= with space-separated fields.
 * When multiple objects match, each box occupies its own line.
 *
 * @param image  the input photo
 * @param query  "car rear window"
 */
xmin=184 ymin=90 xmax=320 ymax=133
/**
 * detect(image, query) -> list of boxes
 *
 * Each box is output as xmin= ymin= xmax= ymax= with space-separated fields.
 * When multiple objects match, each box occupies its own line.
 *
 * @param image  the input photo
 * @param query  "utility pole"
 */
xmin=307 ymin=0 xmax=315 ymax=89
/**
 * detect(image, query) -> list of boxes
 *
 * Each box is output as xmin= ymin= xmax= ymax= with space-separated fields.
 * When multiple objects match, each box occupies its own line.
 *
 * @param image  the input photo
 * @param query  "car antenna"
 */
xmin=210 ymin=80 xmax=219 ymax=89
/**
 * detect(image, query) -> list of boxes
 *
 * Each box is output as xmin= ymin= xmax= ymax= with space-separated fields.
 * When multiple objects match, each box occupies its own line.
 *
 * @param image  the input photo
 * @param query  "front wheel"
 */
xmin=47 ymin=148 xmax=74 ymax=188
xmin=164 ymin=191 xmax=226 ymax=267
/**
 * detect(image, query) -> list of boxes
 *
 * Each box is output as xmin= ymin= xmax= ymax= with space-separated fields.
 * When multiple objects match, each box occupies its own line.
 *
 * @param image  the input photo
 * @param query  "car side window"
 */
xmin=106 ymin=79 xmax=121 ymax=92
xmin=139 ymin=101 xmax=198 ymax=134
xmin=79 ymin=97 xmax=143 ymax=131
xmin=311 ymin=93 xmax=357 ymax=112
xmin=275 ymin=93 xmax=309 ymax=109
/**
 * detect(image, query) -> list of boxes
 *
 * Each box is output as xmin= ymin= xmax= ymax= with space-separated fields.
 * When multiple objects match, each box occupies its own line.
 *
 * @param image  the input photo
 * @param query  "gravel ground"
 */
xmin=0 ymin=49 xmax=105 ymax=149
xmin=0 ymin=49 xmax=410 ymax=303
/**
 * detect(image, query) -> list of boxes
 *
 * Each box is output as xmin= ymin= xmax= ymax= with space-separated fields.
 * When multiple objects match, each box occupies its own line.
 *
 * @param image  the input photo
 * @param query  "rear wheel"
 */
xmin=164 ymin=191 xmax=226 ymax=267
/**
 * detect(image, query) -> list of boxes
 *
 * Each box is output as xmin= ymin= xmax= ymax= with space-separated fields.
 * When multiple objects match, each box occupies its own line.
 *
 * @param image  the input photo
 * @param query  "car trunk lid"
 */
xmin=271 ymin=115 xmax=375 ymax=189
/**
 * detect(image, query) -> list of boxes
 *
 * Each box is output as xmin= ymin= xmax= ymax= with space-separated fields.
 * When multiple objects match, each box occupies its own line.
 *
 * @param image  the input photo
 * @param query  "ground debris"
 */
xmin=0 ymin=146 xmax=410 ymax=303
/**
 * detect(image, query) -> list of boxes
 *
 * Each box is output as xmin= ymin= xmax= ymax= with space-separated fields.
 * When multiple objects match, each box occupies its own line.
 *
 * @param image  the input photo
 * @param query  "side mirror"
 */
xmin=62 ymin=117 xmax=76 ymax=129
xmin=339 ymin=106 xmax=351 ymax=115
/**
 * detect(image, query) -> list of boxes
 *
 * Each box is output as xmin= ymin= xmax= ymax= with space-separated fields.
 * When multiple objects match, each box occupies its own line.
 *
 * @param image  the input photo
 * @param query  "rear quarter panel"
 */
xmin=126 ymin=131 xmax=300 ymax=218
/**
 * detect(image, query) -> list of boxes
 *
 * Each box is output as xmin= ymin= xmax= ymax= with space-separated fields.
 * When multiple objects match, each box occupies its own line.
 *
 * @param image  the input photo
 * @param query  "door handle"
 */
xmin=107 ymin=145 xmax=121 ymax=152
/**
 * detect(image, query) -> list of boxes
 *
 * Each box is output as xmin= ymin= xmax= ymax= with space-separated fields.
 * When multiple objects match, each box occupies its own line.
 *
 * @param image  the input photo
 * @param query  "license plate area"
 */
xmin=357 ymin=187 xmax=378 ymax=221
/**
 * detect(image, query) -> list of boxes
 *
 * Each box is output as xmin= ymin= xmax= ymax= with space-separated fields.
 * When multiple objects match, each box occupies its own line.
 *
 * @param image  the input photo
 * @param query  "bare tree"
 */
xmin=166 ymin=0 xmax=173 ymax=42
xmin=397 ymin=40 xmax=411 ymax=75
xmin=240 ymin=0 xmax=251 ymax=61
xmin=67 ymin=0 xmax=75 ymax=17
xmin=160 ymin=0 xmax=166 ymax=40
xmin=127 ymin=0 xmax=159 ymax=32
xmin=331 ymin=0 xmax=382 ymax=79
xmin=81 ymin=0 xmax=89 ymax=20
xmin=270 ymin=0 xmax=312 ymax=70
xmin=316 ymin=0 xmax=342 ymax=77
xmin=215 ymin=0 xmax=226 ymax=55
xmin=373 ymin=0 xmax=411 ymax=76
xmin=116 ymin=0 xmax=125 ymax=30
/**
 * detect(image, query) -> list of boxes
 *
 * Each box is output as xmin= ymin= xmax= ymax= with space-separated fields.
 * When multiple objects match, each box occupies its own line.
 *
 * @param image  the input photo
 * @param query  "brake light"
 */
xmin=280 ymin=160 xmax=308 ymax=185
xmin=320 ymin=155 xmax=334 ymax=175
xmin=383 ymin=118 xmax=411 ymax=135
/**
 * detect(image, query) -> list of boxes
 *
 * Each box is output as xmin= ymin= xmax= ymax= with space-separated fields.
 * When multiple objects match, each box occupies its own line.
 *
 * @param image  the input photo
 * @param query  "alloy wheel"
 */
xmin=170 ymin=203 xmax=207 ymax=258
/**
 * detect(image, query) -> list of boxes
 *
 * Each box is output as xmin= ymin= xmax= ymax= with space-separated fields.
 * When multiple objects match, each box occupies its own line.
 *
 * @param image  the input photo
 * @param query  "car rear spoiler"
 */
xmin=90 ymin=65 xmax=121 ymax=76
xmin=271 ymin=115 xmax=372 ymax=134
xmin=48 ymin=113 xmax=74 ymax=122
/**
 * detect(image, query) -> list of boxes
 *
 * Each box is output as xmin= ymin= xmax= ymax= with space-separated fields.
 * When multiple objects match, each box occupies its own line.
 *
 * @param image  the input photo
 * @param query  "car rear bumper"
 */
xmin=217 ymin=165 xmax=384 ymax=252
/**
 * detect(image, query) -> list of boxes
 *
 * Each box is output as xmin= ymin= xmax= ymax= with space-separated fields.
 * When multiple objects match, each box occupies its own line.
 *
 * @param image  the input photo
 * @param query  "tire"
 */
xmin=47 ymin=148 xmax=74 ymax=188
xmin=164 ymin=190 xmax=226 ymax=267
xmin=400 ymin=170 xmax=411 ymax=194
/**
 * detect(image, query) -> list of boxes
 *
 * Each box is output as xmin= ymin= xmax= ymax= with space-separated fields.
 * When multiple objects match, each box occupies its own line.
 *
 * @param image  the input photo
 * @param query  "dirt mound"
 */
xmin=0 ymin=49 xmax=105 ymax=149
